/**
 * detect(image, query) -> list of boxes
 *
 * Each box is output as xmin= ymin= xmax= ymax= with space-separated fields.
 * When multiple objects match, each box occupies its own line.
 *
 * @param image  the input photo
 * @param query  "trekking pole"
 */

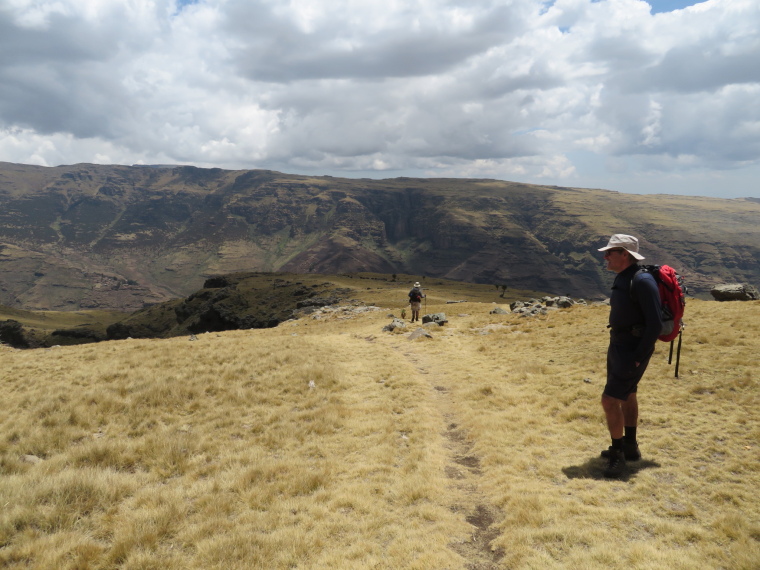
xmin=668 ymin=339 xmax=674 ymax=365
xmin=674 ymin=325 xmax=684 ymax=379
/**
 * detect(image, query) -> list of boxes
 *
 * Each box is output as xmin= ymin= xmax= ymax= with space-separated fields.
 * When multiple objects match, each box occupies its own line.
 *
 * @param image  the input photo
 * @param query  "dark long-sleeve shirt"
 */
xmin=609 ymin=264 xmax=663 ymax=362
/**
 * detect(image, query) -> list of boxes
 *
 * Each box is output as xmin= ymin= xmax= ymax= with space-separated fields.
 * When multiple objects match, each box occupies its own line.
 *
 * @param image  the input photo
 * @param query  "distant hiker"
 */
xmin=408 ymin=282 xmax=426 ymax=322
xmin=597 ymin=234 xmax=663 ymax=478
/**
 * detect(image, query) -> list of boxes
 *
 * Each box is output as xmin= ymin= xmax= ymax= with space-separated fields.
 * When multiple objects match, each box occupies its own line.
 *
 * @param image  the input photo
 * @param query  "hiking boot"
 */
xmin=601 ymin=440 xmax=641 ymax=461
xmin=603 ymin=446 xmax=626 ymax=478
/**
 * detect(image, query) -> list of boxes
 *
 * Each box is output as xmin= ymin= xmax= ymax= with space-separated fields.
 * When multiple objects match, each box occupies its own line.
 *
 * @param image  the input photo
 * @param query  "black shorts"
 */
xmin=604 ymin=340 xmax=653 ymax=401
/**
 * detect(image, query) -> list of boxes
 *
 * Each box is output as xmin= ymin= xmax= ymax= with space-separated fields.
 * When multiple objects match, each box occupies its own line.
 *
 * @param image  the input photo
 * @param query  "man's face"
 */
xmin=603 ymin=248 xmax=631 ymax=273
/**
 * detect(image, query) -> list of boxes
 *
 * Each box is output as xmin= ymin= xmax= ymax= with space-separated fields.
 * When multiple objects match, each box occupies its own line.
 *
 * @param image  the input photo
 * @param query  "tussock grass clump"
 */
xmin=0 ymin=297 xmax=758 ymax=568
xmin=1 ymin=322 xmax=467 ymax=568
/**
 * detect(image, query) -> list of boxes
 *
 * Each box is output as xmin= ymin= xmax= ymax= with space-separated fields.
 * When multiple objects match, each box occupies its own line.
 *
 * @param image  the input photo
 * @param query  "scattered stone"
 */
xmin=519 ymin=306 xmax=548 ymax=317
xmin=383 ymin=318 xmax=408 ymax=332
xmin=710 ymin=283 xmax=760 ymax=301
xmin=490 ymin=307 xmax=508 ymax=314
xmin=422 ymin=313 xmax=448 ymax=325
xmin=408 ymin=328 xmax=433 ymax=340
xmin=20 ymin=455 xmax=42 ymax=464
xmin=508 ymin=295 xmax=581 ymax=316
xmin=189 ymin=334 xmax=198 ymax=341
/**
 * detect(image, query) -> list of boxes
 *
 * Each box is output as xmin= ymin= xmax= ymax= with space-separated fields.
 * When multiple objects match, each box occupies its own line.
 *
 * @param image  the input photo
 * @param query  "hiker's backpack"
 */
xmin=633 ymin=265 xmax=686 ymax=342
xmin=409 ymin=288 xmax=422 ymax=303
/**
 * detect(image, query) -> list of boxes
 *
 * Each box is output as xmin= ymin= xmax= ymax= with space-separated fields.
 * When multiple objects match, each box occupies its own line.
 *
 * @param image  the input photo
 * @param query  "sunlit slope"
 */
xmin=1 ymin=295 xmax=758 ymax=569
xmin=1 ymin=162 xmax=758 ymax=310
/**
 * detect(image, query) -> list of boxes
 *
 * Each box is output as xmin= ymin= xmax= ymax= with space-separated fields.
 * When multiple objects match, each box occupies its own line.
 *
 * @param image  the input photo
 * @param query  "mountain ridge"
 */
xmin=1 ymin=161 xmax=758 ymax=311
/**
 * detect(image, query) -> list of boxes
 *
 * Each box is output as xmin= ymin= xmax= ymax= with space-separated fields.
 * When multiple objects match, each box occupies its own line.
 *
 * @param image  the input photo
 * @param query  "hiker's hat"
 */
xmin=598 ymin=234 xmax=645 ymax=260
xmin=414 ymin=282 xmax=420 ymax=287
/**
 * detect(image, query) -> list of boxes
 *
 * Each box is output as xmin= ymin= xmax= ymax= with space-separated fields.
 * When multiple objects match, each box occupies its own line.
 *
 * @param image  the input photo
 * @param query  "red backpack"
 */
xmin=633 ymin=264 xmax=686 ymax=342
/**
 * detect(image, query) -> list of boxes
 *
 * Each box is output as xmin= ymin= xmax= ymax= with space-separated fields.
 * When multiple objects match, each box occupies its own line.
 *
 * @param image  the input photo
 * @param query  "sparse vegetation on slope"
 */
xmin=0 ymin=306 xmax=126 ymax=348
xmin=2 ymin=162 xmax=759 ymax=311
xmin=1 ymin=282 xmax=758 ymax=569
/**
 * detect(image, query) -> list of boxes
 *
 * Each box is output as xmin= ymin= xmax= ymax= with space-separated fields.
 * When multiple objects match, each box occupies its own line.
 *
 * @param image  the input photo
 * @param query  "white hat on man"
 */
xmin=598 ymin=234 xmax=645 ymax=261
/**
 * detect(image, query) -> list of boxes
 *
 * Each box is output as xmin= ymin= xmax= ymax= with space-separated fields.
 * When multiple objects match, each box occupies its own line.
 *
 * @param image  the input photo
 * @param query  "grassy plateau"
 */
xmin=0 ymin=277 xmax=758 ymax=569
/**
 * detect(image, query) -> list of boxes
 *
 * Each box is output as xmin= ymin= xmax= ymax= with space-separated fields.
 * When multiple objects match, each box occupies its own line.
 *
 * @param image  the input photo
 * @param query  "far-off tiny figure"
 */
xmin=408 ymin=282 xmax=426 ymax=322
xmin=401 ymin=308 xmax=407 ymax=319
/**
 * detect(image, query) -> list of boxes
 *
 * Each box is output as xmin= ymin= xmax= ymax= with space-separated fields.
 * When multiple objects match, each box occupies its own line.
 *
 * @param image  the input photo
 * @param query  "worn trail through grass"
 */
xmin=391 ymin=332 xmax=505 ymax=569
xmin=1 ymin=293 xmax=758 ymax=569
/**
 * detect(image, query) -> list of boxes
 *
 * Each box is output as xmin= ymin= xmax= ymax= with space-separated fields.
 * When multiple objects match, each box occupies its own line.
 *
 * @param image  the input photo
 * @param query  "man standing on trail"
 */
xmin=408 ymin=281 xmax=425 ymax=322
xmin=597 ymin=234 xmax=663 ymax=478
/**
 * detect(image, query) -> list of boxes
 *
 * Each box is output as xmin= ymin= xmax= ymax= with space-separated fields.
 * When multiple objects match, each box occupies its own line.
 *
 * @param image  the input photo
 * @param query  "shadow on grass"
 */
xmin=562 ymin=457 xmax=661 ymax=482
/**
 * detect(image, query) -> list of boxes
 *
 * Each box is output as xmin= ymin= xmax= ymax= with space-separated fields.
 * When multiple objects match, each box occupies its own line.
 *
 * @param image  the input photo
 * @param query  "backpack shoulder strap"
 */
xmin=629 ymin=265 xmax=650 ymax=301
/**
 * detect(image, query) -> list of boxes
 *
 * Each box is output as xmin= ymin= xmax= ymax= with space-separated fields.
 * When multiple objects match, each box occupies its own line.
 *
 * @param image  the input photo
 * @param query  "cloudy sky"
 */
xmin=1 ymin=0 xmax=759 ymax=198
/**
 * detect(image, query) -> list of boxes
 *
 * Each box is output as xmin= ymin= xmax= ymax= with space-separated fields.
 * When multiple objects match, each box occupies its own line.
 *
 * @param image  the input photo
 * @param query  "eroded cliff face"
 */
xmin=1 ymin=162 xmax=758 ymax=310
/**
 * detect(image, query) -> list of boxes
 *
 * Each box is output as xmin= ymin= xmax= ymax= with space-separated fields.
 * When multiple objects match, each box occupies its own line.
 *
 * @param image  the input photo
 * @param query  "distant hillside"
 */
xmin=0 ymin=272 xmax=546 ymax=348
xmin=1 ymin=161 xmax=758 ymax=311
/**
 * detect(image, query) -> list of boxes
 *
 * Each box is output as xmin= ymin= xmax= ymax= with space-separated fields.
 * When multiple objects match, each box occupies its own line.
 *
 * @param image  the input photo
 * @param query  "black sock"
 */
xmin=611 ymin=437 xmax=624 ymax=450
xmin=624 ymin=426 xmax=637 ymax=442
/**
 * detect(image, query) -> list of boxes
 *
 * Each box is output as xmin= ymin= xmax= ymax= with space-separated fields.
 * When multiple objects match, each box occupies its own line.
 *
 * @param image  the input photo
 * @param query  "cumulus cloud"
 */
xmin=0 ymin=0 xmax=758 ymax=197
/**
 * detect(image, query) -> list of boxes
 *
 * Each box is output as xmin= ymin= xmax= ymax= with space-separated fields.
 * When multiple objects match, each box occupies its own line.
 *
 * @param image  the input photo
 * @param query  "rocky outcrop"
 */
xmin=51 ymin=328 xmax=105 ymax=342
xmin=0 ymin=320 xmax=29 ymax=348
xmin=508 ymin=296 xmax=585 ymax=317
xmin=408 ymin=328 xmax=433 ymax=340
xmin=383 ymin=318 xmax=407 ymax=332
xmin=106 ymin=273 xmax=352 ymax=340
xmin=422 ymin=312 xmax=448 ymax=325
xmin=710 ymin=283 xmax=760 ymax=301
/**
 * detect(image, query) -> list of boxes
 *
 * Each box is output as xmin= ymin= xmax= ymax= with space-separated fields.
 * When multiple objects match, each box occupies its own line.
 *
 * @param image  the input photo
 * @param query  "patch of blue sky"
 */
xmin=541 ymin=0 xmax=704 ymax=16
xmin=646 ymin=0 xmax=705 ymax=14
xmin=173 ymin=0 xmax=199 ymax=17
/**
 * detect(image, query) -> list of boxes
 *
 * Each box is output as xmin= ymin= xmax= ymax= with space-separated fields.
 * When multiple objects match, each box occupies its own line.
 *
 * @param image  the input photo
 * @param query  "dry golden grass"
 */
xmin=1 ymin=291 xmax=758 ymax=569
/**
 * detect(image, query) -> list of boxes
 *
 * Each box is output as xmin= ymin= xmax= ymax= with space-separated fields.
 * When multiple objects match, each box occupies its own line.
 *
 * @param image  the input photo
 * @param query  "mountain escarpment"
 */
xmin=1 ymin=162 xmax=758 ymax=310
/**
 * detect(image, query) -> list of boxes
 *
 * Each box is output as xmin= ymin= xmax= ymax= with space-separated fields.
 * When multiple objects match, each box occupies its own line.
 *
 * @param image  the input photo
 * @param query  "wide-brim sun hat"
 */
xmin=598 ymin=234 xmax=645 ymax=260
xmin=414 ymin=282 xmax=421 ymax=287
